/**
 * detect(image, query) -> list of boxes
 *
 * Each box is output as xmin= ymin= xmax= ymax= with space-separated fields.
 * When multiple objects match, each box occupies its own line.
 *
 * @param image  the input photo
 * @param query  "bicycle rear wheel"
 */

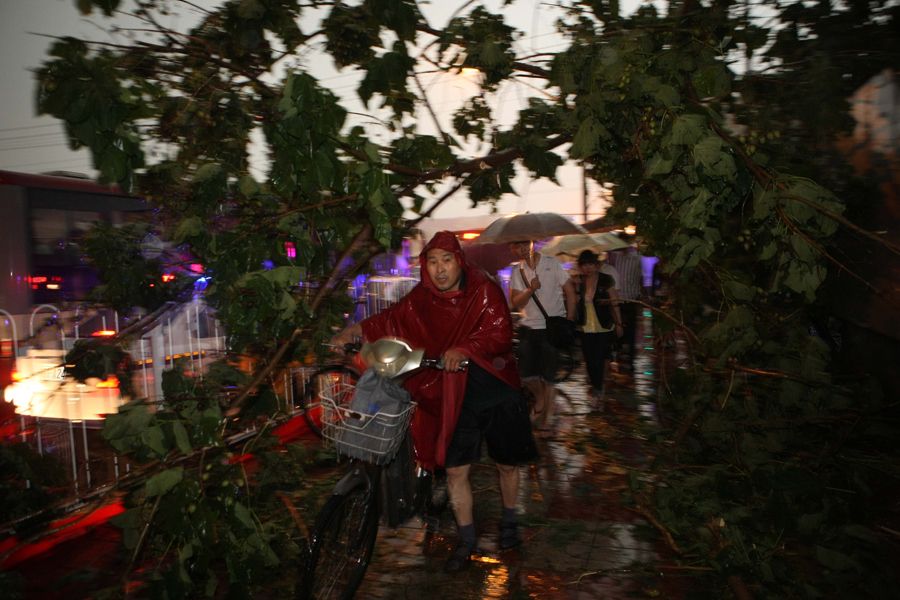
xmin=301 ymin=366 xmax=359 ymax=438
xmin=299 ymin=472 xmax=379 ymax=599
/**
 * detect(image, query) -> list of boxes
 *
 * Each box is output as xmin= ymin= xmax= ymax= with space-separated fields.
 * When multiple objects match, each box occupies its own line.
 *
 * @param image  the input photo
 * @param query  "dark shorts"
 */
xmin=516 ymin=326 xmax=558 ymax=382
xmin=444 ymin=363 xmax=539 ymax=468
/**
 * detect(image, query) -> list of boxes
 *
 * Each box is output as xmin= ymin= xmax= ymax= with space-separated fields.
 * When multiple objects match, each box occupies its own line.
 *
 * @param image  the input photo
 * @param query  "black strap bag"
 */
xmin=519 ymin=268 xmax=574 ymax=349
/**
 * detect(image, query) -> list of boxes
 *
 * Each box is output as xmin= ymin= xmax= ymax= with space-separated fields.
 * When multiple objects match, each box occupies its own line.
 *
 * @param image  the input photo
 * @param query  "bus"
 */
xmin=0 ymin=170 xmax=150 ymax=389
xmin=0 ymin=170 xmax=150 ymax=316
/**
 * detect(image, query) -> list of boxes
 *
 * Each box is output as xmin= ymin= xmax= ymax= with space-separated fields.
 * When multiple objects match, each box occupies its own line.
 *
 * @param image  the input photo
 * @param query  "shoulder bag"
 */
xmin=519 ymin=267 xmax=574 ymax=349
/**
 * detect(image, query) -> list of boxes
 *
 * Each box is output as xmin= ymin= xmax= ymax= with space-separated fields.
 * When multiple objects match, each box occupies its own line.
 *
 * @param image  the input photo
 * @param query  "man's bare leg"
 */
xmin=525 ymin=378 xmax=543 ymax=423
xmin=446 ymin=464 xmax=473 ymax=526
xmin=540 ymin=379 xmax=556 ymax=427
xmin=496 ymin=463 xmax=519 ymax=508
xmin=496 ymin=463 xmax=523 ymax=549
xmin=445 ymin=464 xmax=476 ymax=571
xmin=532 ymin=379 xmax=555 ymax=433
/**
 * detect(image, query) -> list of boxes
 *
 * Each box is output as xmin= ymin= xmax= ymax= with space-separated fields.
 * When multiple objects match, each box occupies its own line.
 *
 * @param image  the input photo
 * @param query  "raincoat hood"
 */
xmin=360 ymin=230 xmax=520 ymax=468
xmin=419 ymin=230 xmax=468 ymax=297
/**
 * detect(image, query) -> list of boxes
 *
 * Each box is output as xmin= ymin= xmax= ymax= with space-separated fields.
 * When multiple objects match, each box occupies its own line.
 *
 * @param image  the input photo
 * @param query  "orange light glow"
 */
xmin=460 ymin=232 xmax=481 ymax=240
xmin=161 ymin=273 xmax=176 ymax=282
xmin=11 ymin=371 xmax=22 ymax=382
xmin=91 ymin=330 xmax=117 ymax=337
xmin=95 ymin=376 xmax=120 ymax=389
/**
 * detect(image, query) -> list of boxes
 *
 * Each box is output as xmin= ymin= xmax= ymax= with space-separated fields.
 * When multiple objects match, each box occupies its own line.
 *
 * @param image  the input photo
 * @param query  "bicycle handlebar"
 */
xmin=420 ymin=357 xmax=469 ymax=371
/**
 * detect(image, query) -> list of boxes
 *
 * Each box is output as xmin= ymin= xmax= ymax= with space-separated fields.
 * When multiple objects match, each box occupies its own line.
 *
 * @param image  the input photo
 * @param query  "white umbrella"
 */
xmin=473 ymin=213 xmax=588 ymax=244
xmin=540 ymin=232 xmax=629 ymax=258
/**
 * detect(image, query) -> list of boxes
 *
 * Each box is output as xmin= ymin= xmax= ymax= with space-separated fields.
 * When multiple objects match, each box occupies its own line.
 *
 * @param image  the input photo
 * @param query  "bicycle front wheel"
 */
xmin=299 ymin=475 xmax=379 ymax=600
xmin=300 ymin=366 xmax=359 ymax=438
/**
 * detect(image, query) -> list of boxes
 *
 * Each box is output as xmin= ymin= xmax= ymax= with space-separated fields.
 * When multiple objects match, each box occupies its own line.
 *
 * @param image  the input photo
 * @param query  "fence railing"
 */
xmin=2 ymin=299 xmax=226 ymax=496
xmin=1 ymin=274 xmax=419 ymax=500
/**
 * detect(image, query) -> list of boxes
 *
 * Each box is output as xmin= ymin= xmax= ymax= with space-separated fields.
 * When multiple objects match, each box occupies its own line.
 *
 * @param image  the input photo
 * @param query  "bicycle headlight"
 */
xmin=360 ymin=337 xmax=425 ymax=378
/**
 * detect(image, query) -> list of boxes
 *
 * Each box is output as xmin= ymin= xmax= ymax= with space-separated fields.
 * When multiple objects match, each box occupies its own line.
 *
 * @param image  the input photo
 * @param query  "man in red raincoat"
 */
xmin=332 ymin=230 xmax=538 ymax=572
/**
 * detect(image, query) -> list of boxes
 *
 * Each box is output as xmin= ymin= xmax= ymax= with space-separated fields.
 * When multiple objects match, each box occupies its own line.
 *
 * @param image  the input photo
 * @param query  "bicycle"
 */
xmin=297 ymin=344 xmax=364 ymax=438
xmin=298 ymin=338 xmax=457 ymax=600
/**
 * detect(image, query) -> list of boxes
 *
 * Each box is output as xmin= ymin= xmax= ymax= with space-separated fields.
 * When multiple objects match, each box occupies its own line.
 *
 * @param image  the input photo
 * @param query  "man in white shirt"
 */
xmin=508 ymin=239 xmax=577 ymax=434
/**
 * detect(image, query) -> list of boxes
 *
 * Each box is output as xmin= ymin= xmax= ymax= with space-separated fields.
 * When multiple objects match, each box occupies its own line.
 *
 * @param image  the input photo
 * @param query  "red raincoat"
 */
xmin=360 ymin=231 xmax=520 ymax=468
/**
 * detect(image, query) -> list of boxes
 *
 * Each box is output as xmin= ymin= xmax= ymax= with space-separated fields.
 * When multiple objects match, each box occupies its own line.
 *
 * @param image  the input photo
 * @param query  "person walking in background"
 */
xmin=598 ymin=251 xmax=621 ymax=292
xmin=331 ymin=231 xmax=538 ymax=573
xmin=508 ymin=239 xmax=577 ymax=436
xmin=612 ymin=242 xmax=643 ymax=373
xmin=575 ymin=250 xmax=623 ymax=405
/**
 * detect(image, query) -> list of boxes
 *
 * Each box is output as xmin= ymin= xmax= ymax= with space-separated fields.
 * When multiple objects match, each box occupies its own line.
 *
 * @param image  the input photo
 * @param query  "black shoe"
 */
xmin=498 ymin=522 xmax=521 ymax=550
xmin=444 ymin=541 xmax=474 ymax=573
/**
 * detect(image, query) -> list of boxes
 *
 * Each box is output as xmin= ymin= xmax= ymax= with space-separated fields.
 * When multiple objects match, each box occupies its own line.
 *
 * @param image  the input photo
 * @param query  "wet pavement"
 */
xmin=351 ymin=313 xmax=690 ymax=599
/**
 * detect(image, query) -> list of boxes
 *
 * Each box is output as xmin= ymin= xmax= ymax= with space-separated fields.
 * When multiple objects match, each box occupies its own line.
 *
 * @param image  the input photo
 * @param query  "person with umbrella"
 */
xmin=475 ymin=213 xmax=583 ymax=434
xmin=507 ymin=238 xmax=577 ymax=434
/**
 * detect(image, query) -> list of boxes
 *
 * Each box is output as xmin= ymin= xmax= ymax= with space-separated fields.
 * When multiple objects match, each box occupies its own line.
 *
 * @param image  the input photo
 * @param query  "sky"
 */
xmin=0 ymin=0 xmax=646 ymax=221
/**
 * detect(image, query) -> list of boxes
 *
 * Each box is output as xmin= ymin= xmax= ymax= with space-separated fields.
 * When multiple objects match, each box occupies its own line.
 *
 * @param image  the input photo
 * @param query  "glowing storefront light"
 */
xmin=3 ymin=349 xmax=125 ymax=421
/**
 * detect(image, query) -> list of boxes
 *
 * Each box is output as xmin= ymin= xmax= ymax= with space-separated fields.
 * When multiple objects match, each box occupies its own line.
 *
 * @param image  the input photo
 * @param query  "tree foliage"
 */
xmin=37 ymin=0 xmax=899 ymax=596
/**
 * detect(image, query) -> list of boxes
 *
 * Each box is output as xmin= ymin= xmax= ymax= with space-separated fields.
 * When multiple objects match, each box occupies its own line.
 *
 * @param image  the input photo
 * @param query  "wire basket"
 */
xmin=320 ymin=382 xmax=416 ymax=465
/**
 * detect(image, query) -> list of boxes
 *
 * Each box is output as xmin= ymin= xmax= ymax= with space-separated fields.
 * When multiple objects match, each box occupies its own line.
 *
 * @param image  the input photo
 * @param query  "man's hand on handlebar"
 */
xmin=330 ymin=322 xmax=362 ymax=353
xmin=441 ymin=348 xmax=468 ymax=372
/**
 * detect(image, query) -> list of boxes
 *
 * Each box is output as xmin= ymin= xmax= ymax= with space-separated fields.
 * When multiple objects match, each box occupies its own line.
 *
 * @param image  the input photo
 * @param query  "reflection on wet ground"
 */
xmin=354 ymin=312 xmax=689 ymax=599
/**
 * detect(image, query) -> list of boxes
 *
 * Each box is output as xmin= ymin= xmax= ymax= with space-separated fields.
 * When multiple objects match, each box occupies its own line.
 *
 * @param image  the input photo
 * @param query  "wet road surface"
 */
xmin=351 ymin=313 xmax=691 ymax=599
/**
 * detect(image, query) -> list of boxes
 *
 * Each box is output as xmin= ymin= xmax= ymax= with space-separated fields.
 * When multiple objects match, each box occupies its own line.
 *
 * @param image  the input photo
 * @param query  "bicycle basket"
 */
xmin=320 ymin=373 xmax=415 ymax=465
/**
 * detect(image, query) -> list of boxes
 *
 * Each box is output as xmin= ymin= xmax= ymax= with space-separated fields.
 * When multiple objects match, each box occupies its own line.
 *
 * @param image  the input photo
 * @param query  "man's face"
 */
xmin=426 ymin=248 xmax=463 ymax=292
xmin=508 ymin=240 xmax=532 ymax=259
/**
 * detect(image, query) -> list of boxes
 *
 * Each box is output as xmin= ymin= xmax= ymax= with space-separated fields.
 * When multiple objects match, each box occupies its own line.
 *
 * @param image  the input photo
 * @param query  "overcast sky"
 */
xmin=0 ymin=0 xmax=649 ymax=221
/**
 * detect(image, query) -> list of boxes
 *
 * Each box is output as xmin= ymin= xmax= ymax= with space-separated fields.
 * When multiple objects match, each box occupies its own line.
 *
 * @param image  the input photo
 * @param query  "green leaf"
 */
xmin=237 ymin=0 xmax=265 ymax=20
xmin=570 ymin=118 xmax=607 ymax=159
xmin=145 ymin=467 xmax=184 ymax=497
xmin=233 ymin=501 xmax=255 ymax=529
xmin=277 ymin=291 xmax=296 ymax=319
xmin=175 ymin=217 xmax=204 ymax=242
xmin=693 ymin=135 xmax=723 ymax=169
xmin=172 ymin=421 xmax=192 ymax=455
xmin=789 ymin=234 xmax=816 ymax=262
xmin=645 ymin=154 xmax=674 ymax=177
xmin=262 ymin=266 xmax=302 ymax=287
xmin=193 ymin=163 xmax=223 ymax=184
xmin=238 ymin=175 xmax=259 ymax=197
xmin=670 ymin=114 xmax=707 ymax=146
xmin=724 ymin=280 xmax=756 ymax=301
xmin=814 ymin=545 xmax=861 ymax=572
xmin=141 ymin=425 xmax=168 ymax=456
xmin=758 ymin=242 xmax=778 ymax=260
xmin=109 ymin=507 xmax=141 ymax=529
xmin=752 ymin=185 xmax=776 ymax=221
xmin=691 ymin=64 xmax=732 ymax=99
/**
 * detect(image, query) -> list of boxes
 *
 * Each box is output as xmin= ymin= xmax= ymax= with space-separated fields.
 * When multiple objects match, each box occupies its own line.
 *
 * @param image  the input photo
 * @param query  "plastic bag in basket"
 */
xmin=334 ymin=368 xmax=412 ymax=463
